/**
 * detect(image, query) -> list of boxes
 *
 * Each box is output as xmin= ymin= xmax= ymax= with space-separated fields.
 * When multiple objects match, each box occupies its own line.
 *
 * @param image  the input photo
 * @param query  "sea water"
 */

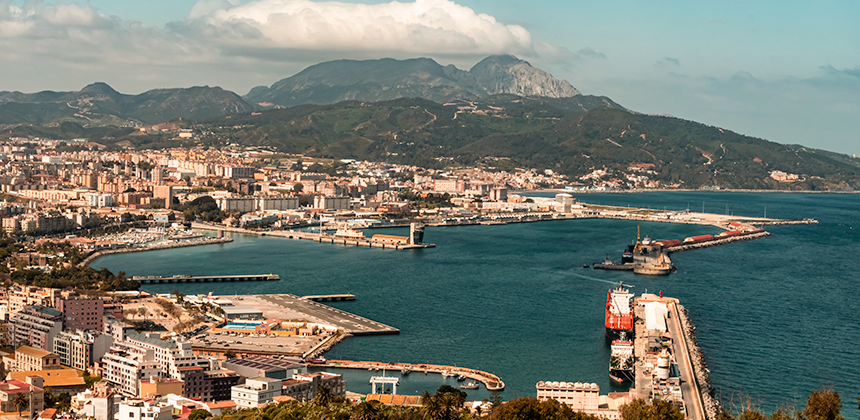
xmin=94 ymin=192 xmax=860 ymax=418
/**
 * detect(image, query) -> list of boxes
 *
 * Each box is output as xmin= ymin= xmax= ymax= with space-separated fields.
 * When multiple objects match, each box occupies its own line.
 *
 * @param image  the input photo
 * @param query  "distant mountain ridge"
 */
xmin=0 ymin=83 xmax=257 ymax=126
xmin=244 ymin=55 xmax=585 ymax=108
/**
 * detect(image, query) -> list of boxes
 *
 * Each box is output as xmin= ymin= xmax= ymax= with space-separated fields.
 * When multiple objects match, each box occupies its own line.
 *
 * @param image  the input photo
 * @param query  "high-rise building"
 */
xmin=55 ymin=296 xmax=105 ymax=332
xmin=153 ymin=186 xmax=173 ymax=209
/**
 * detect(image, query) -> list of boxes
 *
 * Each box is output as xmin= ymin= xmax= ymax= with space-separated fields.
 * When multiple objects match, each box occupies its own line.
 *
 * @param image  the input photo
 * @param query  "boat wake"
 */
xmin=567 ymin=271 xmax=635 ymax=287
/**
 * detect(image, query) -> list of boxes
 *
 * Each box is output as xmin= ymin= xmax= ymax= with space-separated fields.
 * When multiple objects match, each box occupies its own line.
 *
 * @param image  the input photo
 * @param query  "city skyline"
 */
xmin=1 ymin=0 xmax=858 ymax=154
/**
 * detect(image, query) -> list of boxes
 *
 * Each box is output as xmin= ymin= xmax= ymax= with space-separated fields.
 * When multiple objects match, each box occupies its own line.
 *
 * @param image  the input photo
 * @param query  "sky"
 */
xmin=1 ymin=0 xmax=858 ymax=154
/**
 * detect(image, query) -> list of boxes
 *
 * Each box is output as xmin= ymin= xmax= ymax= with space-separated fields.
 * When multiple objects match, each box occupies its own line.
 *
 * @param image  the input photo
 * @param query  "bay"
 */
xmin=94 ymin=192 xmax=860 ymax=418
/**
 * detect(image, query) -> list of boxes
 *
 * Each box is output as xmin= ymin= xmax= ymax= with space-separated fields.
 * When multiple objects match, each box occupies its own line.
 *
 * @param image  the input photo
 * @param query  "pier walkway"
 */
xmin=302 ymin=294 xmax=355 ymax=302
xmin=667 ymin=302 xmax=706 ymax=420
xmin=318 ymin=359 xmax=505 ymax=391
xmin=132 ymin=274 xmax=279 ymax=284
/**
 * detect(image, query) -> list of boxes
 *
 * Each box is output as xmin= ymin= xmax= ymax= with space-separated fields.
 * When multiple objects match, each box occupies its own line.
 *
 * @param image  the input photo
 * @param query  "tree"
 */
xmin=801 ymin=389 xmax=844 ymax=420
xmin=14 ymin=392 xmax=28 ymax=416
xmin=312 ymin=385 xmax=334 ymax=407
xmin=620 ymin=399 xmax=684 ymax=420
xmin=224 ymin=350 xmax=237 ymax=360
xmin=0 ymin=359 xmax=6 ymax=382
xmin=352 ymin=400 xmax=385 ymax=420
xmin=188 ymin=409 xmax=212 ymax=420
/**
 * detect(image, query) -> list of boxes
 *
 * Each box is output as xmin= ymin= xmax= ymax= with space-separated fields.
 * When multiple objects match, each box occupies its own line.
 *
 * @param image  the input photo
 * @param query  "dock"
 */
xmin=633 ymin=295 xmax=707 ymax=420
xmin=318 ymin=359 xmax=505 ymax=391
xmin=246 ymin=294 xmax=399 ymax=336
xmin=132 ymin=274 xmax=279 ymax=284
xmin=302 ymin=294 xmax=355 ymax=302
xmin=191 ymin=222 xmax=435 ymax=250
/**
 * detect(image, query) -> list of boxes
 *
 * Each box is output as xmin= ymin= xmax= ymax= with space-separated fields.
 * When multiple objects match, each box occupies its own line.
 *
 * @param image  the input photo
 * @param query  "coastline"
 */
xmin=81 ymin=236 xmax=233 ymax=267
xmin=526 ymin=188 xmax=860 ymax=194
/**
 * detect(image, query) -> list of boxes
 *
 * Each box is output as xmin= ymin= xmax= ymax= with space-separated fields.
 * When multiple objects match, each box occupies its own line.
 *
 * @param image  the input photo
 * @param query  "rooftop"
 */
xmin=16 ymin=346 xmax=53 ymax=359
xmin=126 ymin=331 xmax=179 ymax=349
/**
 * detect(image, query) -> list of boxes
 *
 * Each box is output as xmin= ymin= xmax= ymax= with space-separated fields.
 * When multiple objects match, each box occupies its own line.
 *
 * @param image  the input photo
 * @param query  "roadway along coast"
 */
xmin=81 ymin=236 xmax=233 ymax=266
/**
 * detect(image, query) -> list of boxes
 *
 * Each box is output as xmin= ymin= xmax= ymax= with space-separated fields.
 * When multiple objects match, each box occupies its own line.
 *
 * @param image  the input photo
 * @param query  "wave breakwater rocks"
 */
xmin=667 ymin=231 xmax=770 ymax=254
xmin=305 ymin=332 xmax=351 ymax=359
xmin=678 ymin=305 xmax=720 ymax=420
xmin=81 ymin=237 xmax=233 ymax=267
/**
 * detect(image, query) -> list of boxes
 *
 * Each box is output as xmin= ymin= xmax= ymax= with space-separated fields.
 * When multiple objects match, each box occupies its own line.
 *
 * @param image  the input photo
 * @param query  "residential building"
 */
xmin=0 ymin=378 xmax=44 ymax=414
xmin=55 ymin=296 xmax=105 ymax=331
xmin=281 ymin=372 xmax=346 ymax=402
xmin=535 ymin=381 xmax=633 ymax=420
xmin=230 ymin=377 xmax=282 ymax=408
xmin=8 ymin=287 xmax=59 ymax=317
xmin=115 ymin=399 xmax=172 ymax=420
xmin=101 ymin=345 xmax=161 ymax=397
xmin=123 ymin=331 xmax=211 ymax=379
xmin=15 ymin=346 xmax=62 ymax=372
xmin=153 ymin=186 xmax=173 ymax=209
xmin=138 ymin=377 xmax=184 ymax=399
xmin=7 ymin=306 xmax=63 ymax=351
xmin=433 ymin=179 xmax=465 ymax=193
xmin=9 ymin=368 xmax=86 ymax=394
xmin=53 ymin=330 xmax=113 ymax=371
xmin=313 ymin=195 xmax=350 ymax=210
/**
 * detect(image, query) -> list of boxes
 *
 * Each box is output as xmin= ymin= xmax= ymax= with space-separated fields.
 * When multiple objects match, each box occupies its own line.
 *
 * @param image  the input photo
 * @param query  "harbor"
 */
xmin=93 ymin=191 xmax=859 ymax=412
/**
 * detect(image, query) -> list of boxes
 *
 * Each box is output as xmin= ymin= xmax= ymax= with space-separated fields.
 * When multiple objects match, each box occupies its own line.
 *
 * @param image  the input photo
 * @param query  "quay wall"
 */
xmin=678 ymin=305 xmax=720 ymax=420
xmin=81 ymin=237 xmax=233 ymax=267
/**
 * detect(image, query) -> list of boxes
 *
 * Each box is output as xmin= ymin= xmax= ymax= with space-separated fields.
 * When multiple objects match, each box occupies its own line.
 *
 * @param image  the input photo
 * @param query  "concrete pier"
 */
xmin=133 ymin=274 xmax=279 ymax=284
xmin=302 ymin=294 xmax=356 ymax=302
xmin=319 ymin=359 xmax=505 ymax=391
xmin=191 ymin=222 xmax=435 ymax=250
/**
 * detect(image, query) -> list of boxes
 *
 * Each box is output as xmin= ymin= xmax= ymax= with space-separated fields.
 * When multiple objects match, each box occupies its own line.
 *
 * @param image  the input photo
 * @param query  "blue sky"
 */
xmin=1 ymin=0 xmax=858 ymax=154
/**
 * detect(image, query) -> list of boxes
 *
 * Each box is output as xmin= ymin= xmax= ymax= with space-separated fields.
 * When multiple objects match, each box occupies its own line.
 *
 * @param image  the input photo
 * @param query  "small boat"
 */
xmin=441 ymin=370 xmax=455 ymax=377
xmin=460 ymin=382 xmax=479 ymax=389
xmin=401 ymin=368 xmax=411 ymax=375
xmin=582 ymin=264 xmax=590 ymax=268
xmin=457 ymin=375 xmax=466 ymax=382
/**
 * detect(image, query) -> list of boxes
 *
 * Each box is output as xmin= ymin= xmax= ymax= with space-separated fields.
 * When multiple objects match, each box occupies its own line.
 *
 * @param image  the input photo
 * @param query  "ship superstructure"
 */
xmin=605 ymin=282 xmax=634 ymax=339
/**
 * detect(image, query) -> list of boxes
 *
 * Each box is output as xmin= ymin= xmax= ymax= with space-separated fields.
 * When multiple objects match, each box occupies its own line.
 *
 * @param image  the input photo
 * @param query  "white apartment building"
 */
xmin=53 ymin=330 xmax=113 ymax=371
xmin=231 ymin=377 xmax=283 ymax=408
xmin=536 ymin=381 xmax=631 ymax=420
xmin=123 ymin=331 xmax=211 ymax=379
xmin=101 ymin=345 xmax=162 ymax=397
xmin=114 ymin=399 xmax=172 ymax=420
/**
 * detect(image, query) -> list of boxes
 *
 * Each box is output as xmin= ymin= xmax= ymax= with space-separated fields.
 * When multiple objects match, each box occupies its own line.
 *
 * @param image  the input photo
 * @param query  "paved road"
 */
xmin=667 ymin=303 xmax=705 ymax=420
xmin=252 ymin=294 xmax=399 ymax=335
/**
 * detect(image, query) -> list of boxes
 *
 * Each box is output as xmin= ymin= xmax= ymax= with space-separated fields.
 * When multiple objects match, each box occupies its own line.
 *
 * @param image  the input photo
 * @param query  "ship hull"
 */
xmin=633 ymin=264 xmax=672 ymax=276
xmin=605 ymin=327 xmax=634 ymax=340
xmin=609 ymin=369 xmax=634 ymax=383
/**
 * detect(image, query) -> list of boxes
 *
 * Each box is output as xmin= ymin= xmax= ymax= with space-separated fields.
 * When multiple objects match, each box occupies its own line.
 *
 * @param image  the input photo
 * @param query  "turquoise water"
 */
xmin=94 ymin=192 xmax=860 ymax=418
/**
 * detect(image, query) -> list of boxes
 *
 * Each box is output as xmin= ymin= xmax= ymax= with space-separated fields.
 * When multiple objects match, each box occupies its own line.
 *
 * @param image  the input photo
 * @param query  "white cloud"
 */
xmin=0 ymin=0 xmax=539 ymax=92
xmin=185 ymin=0 xmax=533 ymax=57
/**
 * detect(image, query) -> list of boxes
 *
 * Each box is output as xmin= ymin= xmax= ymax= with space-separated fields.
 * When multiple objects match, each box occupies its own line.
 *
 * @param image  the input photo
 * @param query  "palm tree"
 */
xmin=351 ymin=400 xmax=384 ymax=420
xmin=14 ymin=392 xmax=29 ymax=417
xmin=421 ymin=392 xmax=441 ymax=420
xmin=312 ymin=385 xmax=333 ymax=407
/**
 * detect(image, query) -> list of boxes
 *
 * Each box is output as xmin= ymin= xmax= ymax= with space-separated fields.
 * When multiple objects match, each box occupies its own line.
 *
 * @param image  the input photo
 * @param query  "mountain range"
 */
xmin=244 ymin=55 xmax=586 ymax=107
xmin=1 ymin=55 xmax=859 ymax=190
xmin=0 ymin=82 xmax=256 ymax=126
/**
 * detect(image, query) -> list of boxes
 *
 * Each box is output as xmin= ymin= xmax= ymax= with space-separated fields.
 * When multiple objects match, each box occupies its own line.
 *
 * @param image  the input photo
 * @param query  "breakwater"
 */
xmin=320 ymin=359 xmax=505 ymax=391
xmin=191 ymin=222 xmax=434 ymax=250
xmin=666 ymin=231 xmax=771 ymax=253
xmin=678 ymin=305 xmax=720 ymax=420
xmin=81 ymin=237 xmax=233 ymax=267
xmin=305 ymin=332 xmax=351 ymax=359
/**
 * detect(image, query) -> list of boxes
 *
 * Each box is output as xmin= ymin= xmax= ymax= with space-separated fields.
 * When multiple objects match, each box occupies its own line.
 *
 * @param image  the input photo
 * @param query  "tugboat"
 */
xmin=605 ymin=282 xmax=634 ymax=340
xmin=609 ymin=332 xmax=635 ymax=383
